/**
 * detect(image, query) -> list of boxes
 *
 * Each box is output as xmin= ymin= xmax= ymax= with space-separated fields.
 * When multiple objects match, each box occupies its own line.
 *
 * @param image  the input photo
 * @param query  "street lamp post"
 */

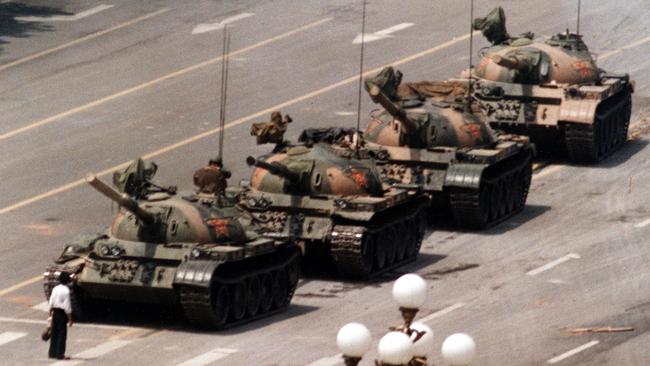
xmin=336 ymin=273 xmax=477 ymax=366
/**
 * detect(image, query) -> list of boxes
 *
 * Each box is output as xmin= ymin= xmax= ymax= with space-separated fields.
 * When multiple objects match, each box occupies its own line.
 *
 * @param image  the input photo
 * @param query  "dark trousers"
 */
xmin=48 ymin=308 xmax=67 ymax=358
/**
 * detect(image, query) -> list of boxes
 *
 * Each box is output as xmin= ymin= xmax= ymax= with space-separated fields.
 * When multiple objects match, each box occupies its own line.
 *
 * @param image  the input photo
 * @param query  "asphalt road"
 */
xmin=1 ymin=0 xmax=649 ymax=365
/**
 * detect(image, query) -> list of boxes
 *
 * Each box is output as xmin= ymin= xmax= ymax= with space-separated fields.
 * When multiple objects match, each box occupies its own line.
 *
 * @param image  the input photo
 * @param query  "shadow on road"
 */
xmin=0 ymin=2 xmax=70 ymax=52
xmin=480 ymin=204 xmax=552 ymax=235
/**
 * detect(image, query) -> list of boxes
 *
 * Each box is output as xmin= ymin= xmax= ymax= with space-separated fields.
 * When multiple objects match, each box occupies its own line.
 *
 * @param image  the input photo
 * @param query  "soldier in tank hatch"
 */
xmin=48 ymin=272 xmax=73 ymax=360
xmin=193 ymin=157 xmax=231 ymax=196
xmin=250 ymin=111 xmax=292 ymax=145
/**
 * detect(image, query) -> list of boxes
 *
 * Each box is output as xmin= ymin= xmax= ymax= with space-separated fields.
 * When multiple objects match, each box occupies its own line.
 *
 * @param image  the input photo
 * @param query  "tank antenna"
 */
xmin=354 ymin=0 xmax=367 ymax=155
xmin=466 ymin=0 xmax=474 ymax=112
xmin=576 ymin=0 xmax=581 ymax=34
xmin=217 ymin=25 xmax=231 ymax=162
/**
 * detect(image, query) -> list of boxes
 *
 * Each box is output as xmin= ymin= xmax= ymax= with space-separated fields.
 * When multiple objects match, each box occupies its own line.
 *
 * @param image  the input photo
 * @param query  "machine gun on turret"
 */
xmin=86 ymin=174 xmax=157 ymax=226
xmin=246 ymin=156 xmax=301 ymax=184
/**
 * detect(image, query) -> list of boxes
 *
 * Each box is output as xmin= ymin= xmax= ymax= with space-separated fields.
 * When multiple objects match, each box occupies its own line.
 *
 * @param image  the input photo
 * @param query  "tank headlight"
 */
xmin=100 ymin=245 xmax=110 ymax=256
xmin=191 ymin=248 xmax=202 ymax=258
xmin=110 ymin=246 xmax=122 ymax=256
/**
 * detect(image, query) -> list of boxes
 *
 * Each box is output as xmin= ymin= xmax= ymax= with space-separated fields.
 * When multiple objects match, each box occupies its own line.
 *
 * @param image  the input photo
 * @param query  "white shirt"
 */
xmin=48 ymin=284 xmax=72 ymax=315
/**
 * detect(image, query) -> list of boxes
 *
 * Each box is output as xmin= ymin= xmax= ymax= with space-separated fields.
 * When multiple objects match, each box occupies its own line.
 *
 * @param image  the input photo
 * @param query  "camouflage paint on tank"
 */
xmin=249 ymin=144 xmax=384 ymax=197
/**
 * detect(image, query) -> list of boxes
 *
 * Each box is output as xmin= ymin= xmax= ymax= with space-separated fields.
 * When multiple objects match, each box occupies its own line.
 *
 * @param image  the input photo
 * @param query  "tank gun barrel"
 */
xmin=368 ymin=85 xmax=418 ymax=134
xmin=85 ymin=174 xmax=156 ymax=226
xmin=491 ymin=54 xmax=531 ymax=72
xmin=246 ymin=157 xmax=300 ymax=183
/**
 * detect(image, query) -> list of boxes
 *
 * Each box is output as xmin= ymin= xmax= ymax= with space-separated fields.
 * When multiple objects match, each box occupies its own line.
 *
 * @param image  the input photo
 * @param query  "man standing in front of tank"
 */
xmin=48 ymin=272 xmax=73 ymax=360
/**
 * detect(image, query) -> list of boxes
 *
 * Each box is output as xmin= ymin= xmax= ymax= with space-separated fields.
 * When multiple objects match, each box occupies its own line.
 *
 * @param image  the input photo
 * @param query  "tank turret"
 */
xmin=367 ymin=85 xmax=419 ymax=134
xmin=86 ymin=174 xmax=156 ymax=226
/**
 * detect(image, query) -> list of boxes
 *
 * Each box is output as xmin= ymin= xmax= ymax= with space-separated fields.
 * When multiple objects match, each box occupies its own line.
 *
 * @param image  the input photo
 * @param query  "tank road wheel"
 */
xmin=245 ymin=276 xmax=262 ymax=317
xmin=488 ymin=182 xmax=501 ymax=222
xmin=286 ymin=260 xmax=301 ymax=292
xmin=384 ymin=226 xmax=398 ymax=266
xmin=374 ymin=232 xmax=388 ymax=270
xmin=259 ymin=273 xmax=274 ymax=314
xmin=229 ymin=282 xmax=247 ymax=321
xmin=496 ymin=180 xmax=508 ymax=219
xmin=272 ymin=269 xmax=288 ymax=309
xmin=505 ymin=173 xmax=518 ymax=214
xmin=395 ymin=222 xmax=409 ymax=262
xmin=209 ymin=284 xmax=230 ymax=328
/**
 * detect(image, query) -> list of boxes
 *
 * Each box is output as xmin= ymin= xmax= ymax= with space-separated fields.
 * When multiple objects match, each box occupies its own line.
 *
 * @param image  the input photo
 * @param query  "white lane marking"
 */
xmin=192 ymin=12 xmax=255 ymax=34
xmin=0 ymin=8 xmax=169 ymax=73
xmin=526 ymin=253 xmax=581 ymax=276
xmin=547 ymin=340 xmax=599 ymax=364
xmin=306 ymin=353 xmax=343 ymax=366
xmin=0 ymin=316 xmax=140 ymax=331
xmin=634 ymin=218 xmax=650 ymax=228
xmin=16 ymin=4 xmax=114 ymax=22
xmin=419 ymin=302 xmax=465 ymax=323
xmin=353 ymin=22 xmax=414 ymax=44
xmin=600 ymin=35 xmax=650 ymax=60
xmin=547 ymin=279 xmax=568 ymax=285
xmin=533 ymin=164 xmax=565 ymax=178
xmin=176 ymin=348 xmax=237 ymax=366
xmin=0 ymin=332 xmax=27 ymax=347
xmin=32 ymin=301 xmax=50 ymax=312
xmin=50 ymin=340 xmax=132 ymax=366
xmin=335 ymin=111 xmax=356 ymax=116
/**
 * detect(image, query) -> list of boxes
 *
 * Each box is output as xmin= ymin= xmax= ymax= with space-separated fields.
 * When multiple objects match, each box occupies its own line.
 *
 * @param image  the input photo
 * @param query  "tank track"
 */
xmin=329 ymin=199 xmax=428 ymax=279
xmin=448 ymin=149 xmax=533 ymax=229
xmin=565 ymin=90 xmax=632 ymax=162
xmin=179 ymin=245 xmax=301 ymax=330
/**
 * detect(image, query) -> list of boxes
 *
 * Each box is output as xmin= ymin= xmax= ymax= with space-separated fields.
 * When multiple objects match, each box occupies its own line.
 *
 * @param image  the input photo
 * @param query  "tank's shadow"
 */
xmin=299 ymin=252 xmax=446 ymax=284
xmin=0 ymin=2 xmax=70 ymax=51
xmin=428 ymin=204 xmax=550 ymax=235
xmin=532 ymin=138 xmax=647 ymax=168
xmin=74 ymin=301 xmax=319 ymax=334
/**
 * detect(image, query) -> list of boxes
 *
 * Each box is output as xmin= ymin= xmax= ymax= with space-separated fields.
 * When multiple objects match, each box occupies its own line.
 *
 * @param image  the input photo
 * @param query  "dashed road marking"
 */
xmin=419 ymin=302 xmax=465 ymax=323
xmin=16 ymin=4 xmax=114 ymax=22
xmin=306 ymin=353 xmax=343 ymax=366
xmin=0 ymin=29 xmax=470 ymax=216
xmin=176 ymin=348 xmax=237 ymax=366
xmin=32 ymin=301 xmax=50 ymax=312
xmin=0 ymin=331 xmax=27 ymax=347
xmin=0 ymin=8 xmax=170 ymax=73
xmin=353 ymin=22 xmax=414 ymax=44
xmin=526 ymin=253 xmax=580 ymax=276
xmin=49 ymin=340 xmax=131 ymax=366
xmin=547 ymin=340 xmax=599 ymax=364
xmin=0 ymin=17 xmax=331 ymax=143
xmin=634 ymin=218 xmax=650 ymax=228
xmin=192 ymin=13 xmax=255 ymax=34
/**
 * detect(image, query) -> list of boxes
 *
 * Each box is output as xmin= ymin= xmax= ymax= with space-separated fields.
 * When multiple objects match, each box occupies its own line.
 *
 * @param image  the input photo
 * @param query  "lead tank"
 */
xmin=43 ymin=159 xmax=300 ymax=329
xmin=361 ymin=67 xmax=533 ymax=229
xmin=471 ymin=7 xmax=634 ymax=162
xmin=232 ymin=139 xmax=429 ymax=279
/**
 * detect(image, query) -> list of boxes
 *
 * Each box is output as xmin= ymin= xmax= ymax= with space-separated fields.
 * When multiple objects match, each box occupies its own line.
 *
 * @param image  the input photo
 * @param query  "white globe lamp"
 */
xmin=378 ymin=331 xmax=414 ymax=365
xmin=409 ymin=322 xmax=434 ymax=358
xmin=392 ymin=273 xmax=427 ymax=326
xmin=337 ymin=323 xmax=372 ymax=365
xmin=441 ymin=333 xmax=476 ymax=365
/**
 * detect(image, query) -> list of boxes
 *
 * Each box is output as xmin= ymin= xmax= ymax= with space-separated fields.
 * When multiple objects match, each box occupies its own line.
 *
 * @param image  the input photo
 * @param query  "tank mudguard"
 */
xmin=444 ymin=164 xmax=487 ymax=189
xmin=174 ymin=260 xmax=222 ymax=288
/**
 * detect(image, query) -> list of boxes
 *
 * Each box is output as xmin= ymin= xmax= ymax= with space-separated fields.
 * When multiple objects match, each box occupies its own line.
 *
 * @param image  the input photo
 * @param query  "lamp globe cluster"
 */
xmin=335 ymin=273 xmax=477 ymax=366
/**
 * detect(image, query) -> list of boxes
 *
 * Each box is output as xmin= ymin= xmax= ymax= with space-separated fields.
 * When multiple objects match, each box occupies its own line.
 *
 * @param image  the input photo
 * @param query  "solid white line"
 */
xmin=306 ymin=353 xmax=343 ymax=366
xmin=16 ymin=4 xmax=114 ymax=22
xmin=600 ymin=35 xmax=650 ymax=60
xmin=192 ymin=13 xmax=255 ymax=34
xmin=419 ymin=302 xmax=465 ymax=323
xmin=634 ymin=218 xmax=650 ymax=228
xmin=0 ymin=331 xmax=27 ymax=347
xmin=526 ymin=253 xmax=580 ymax=276
xmin=33 ymin=301 xmax=50 ymax=312
xmin=0 ymin=8 xmax=170 ymax=72
xmin=547 ymin=340 xmax=599 ymax=364
xmin=176 ymin=348 xmax=237 ymax=366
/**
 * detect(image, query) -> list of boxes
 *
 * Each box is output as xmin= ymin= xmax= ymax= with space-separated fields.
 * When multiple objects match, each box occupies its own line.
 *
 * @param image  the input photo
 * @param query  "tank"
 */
xmin=43 ymin=159 xmax=301 ymax=329
xmin=360 ymin=66 xmax=533 ymax=229
xmin=471 ymin=6 xmax=634 ymax=162
xmin=232 ymin=140 xmax=429 ymax=279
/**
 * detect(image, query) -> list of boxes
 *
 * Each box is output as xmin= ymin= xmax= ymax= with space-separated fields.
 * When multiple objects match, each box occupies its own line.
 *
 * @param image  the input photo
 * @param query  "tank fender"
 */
xmin=173 ymin=260 xmax=222 ymax=288
xmin=444 ymin=164 xmax=487 ymax=189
